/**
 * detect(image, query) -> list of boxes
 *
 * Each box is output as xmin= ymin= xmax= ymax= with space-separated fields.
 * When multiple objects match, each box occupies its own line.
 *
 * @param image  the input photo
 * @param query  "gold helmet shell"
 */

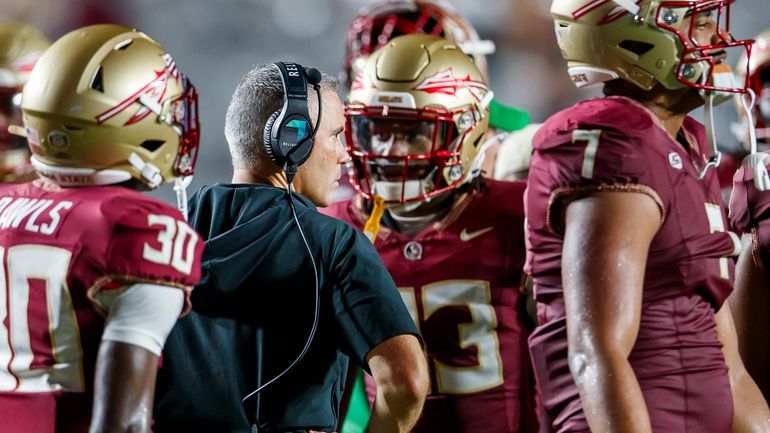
xmin=551 ymin=0 xmax=751 ymax=92
xmin=20 ymin=24 xmax=200 ymax=189
xmin=0 ymin=22 xmax=50 ymax=182
xmin=346 ymin=34 xmax=491 ymax=204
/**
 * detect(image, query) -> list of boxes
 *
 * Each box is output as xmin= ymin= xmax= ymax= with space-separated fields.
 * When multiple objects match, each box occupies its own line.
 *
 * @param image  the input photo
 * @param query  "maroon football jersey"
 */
xmin=730 ymin=160 xmax=770 ymax=266
xmin=526 ymin=96 xmax=740 ymax=433
xmin=324 ymin=180 xmax=538 ymax=433
xmin=0 ymin=180 xmax=203 ymax=433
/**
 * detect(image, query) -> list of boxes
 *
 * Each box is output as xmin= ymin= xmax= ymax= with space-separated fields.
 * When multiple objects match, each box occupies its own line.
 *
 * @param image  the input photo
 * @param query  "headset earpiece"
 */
xmin=262 ymin=110 xmax=281 ymax=163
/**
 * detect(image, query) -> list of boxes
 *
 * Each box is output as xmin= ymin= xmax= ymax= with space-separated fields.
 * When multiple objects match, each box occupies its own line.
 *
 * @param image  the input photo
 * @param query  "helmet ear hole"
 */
xmin=140 ymin=140 xmax=164 ymax=152
xmin=90 ymin=67 xmax=104 ymax=92
xmin=618 ymin=40 xmax=654 ymax=56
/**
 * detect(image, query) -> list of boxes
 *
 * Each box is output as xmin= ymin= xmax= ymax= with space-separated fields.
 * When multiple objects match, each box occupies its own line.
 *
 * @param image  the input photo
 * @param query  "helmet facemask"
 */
xmin=553 ymin=0 xmax=753 ymax=96
xmin=652 ymin=0 xmax=751 ymax=99
xmin=134 ymin=73 xmax=200 ymax=179
xmin=346 ymin=104 xmax=478 ymax=204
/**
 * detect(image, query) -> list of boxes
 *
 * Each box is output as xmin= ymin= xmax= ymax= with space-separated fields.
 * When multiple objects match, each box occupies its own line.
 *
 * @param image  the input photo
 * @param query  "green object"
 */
xmin=488 ymin=98 xmax=531 ymax=132
xmin=341 ymin=370 xmax=371 ymax=433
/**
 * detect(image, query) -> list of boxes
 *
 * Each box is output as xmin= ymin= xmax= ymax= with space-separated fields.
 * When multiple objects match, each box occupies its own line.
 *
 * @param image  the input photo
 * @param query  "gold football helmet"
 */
xmin=19 ymin=24 xmax=199 ymax=189
xmin=344 ymin=0 xmax=494 ymax=85
xmin=734 ymin=30 xmax=770 ymax=145
xmin=551 ymin=0 xmax=752 ymax=93
xmin=346 ymin=34 xmax=492 ymax=204
xmin=0 ymin=22 xmax=49 ymax=182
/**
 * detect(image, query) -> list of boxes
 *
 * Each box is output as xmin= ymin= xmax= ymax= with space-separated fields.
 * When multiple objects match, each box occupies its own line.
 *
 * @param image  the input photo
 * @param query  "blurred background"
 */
xmin=1 ymin=0 xmax=768 ymax=203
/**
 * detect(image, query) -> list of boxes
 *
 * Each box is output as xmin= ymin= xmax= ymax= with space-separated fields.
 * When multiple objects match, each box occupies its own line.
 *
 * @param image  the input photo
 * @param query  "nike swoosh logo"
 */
xmin=459 ymin=226 xmax=494 ymax=242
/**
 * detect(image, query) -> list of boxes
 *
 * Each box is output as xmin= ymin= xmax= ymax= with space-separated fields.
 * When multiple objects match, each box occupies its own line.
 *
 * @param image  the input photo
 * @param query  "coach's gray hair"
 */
xmin=224 ymin=64 xmax=340 ymax=171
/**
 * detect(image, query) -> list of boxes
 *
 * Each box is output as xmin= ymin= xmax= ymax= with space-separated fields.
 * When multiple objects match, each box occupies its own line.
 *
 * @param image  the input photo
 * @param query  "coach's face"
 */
xmin=293 ymin=88 xmax=348 ymax=207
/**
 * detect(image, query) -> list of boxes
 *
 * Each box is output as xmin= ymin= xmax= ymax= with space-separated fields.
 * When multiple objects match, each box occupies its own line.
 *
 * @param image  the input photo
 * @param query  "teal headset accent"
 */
xmin=262 ymin=62 xmax=323 ymax=177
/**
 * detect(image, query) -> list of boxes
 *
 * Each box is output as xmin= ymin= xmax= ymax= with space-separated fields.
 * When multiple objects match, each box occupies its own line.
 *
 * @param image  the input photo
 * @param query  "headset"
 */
xmin=262 ymin=62 xmax=323 ymax=180
xmin=244 ymin=62 xmax=325 ymax=432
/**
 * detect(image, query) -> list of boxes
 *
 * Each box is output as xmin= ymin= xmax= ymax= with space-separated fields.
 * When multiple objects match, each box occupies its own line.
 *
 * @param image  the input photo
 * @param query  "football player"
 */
xmin=324 ymin=34 xmax=538 ymax=433
xmin=342 ymin=0 xmax=531 ymax=183
xmin=0 ymin=24 xmax=203 ymax=433
xmin=527 ymin=1 xmax=770 ymax=431
xmin=0 ymin=22 xmax=49 ymax=182
xmin=729 ymin=28 xmax=770 ymax=401
xmin=343 ymin=0 xmax=494 ymax=85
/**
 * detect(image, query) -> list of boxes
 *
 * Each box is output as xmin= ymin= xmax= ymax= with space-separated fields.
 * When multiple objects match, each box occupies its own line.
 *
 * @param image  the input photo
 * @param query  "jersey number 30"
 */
xmin=143 ymin=214 xmax=198 ymax=275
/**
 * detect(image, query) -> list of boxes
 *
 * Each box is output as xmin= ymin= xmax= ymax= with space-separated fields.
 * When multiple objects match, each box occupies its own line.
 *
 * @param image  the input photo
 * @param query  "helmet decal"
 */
xmin=96 ymin=53 xmax=181 ymax=126
xmin=412 ymin=68 xmax=488 ymax=100
xmin=572 ymin=0 xmax=615 ymax=20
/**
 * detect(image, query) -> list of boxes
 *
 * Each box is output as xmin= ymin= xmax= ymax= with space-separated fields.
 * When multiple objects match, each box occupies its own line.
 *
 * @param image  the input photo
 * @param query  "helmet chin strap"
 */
xmin=173 ymin=175 xmax=193 ymax=220
xmin=696 ymin=65 xmax=741 ymax=180
xmin=128 ymin=152 xmax=163 ymax=188
xmin=738 ymin=89 xmax=770 ymax=191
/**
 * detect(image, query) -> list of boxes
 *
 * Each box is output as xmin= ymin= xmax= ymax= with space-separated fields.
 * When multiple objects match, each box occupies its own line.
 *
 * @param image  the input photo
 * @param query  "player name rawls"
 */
xmin=0 ymin=196 xmax=73 ymax=235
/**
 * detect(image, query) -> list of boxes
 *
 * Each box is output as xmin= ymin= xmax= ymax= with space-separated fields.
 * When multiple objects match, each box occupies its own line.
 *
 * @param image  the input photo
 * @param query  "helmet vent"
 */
xmin=91 ymin=67 xmax=104 ymax=92
xmin=114 ymin=39 xmax=133 ymax=51
xmin=140 ymin=140 xmax=164 ymax=152
xmin=619 ymin=40 xmax=654 ymax=56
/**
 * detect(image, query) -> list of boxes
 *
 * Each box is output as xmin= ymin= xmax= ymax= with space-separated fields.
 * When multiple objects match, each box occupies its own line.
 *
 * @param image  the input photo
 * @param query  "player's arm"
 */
xmin=89 ymin=283 xmax=185 ymax=433
xmin=729 ymin=233 xmax=770 ymax=400
xmin=331 ymin=225 xmax=428 ymax=433
xmin=562 ymin=191 xmax=660 ymax=433
xmin=365 ymin=334 xmax=428 ymax=433
xmin=716 ymin=293 xmax=770 ymax=432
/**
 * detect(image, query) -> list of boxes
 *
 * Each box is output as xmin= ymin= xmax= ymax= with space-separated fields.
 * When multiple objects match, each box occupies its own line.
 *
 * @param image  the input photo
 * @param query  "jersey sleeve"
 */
xmin=533 ymin=122 xmax=664 ymax=234
xmin=727 ymin=164 xmax=770 ymax=232
xmin=730 ymin=163 xmax=770 ymax=269
xmin=90 ymin=197 xmax=204 ymax=314
xmin=329 ymin=225 xmax=421 ymax=371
